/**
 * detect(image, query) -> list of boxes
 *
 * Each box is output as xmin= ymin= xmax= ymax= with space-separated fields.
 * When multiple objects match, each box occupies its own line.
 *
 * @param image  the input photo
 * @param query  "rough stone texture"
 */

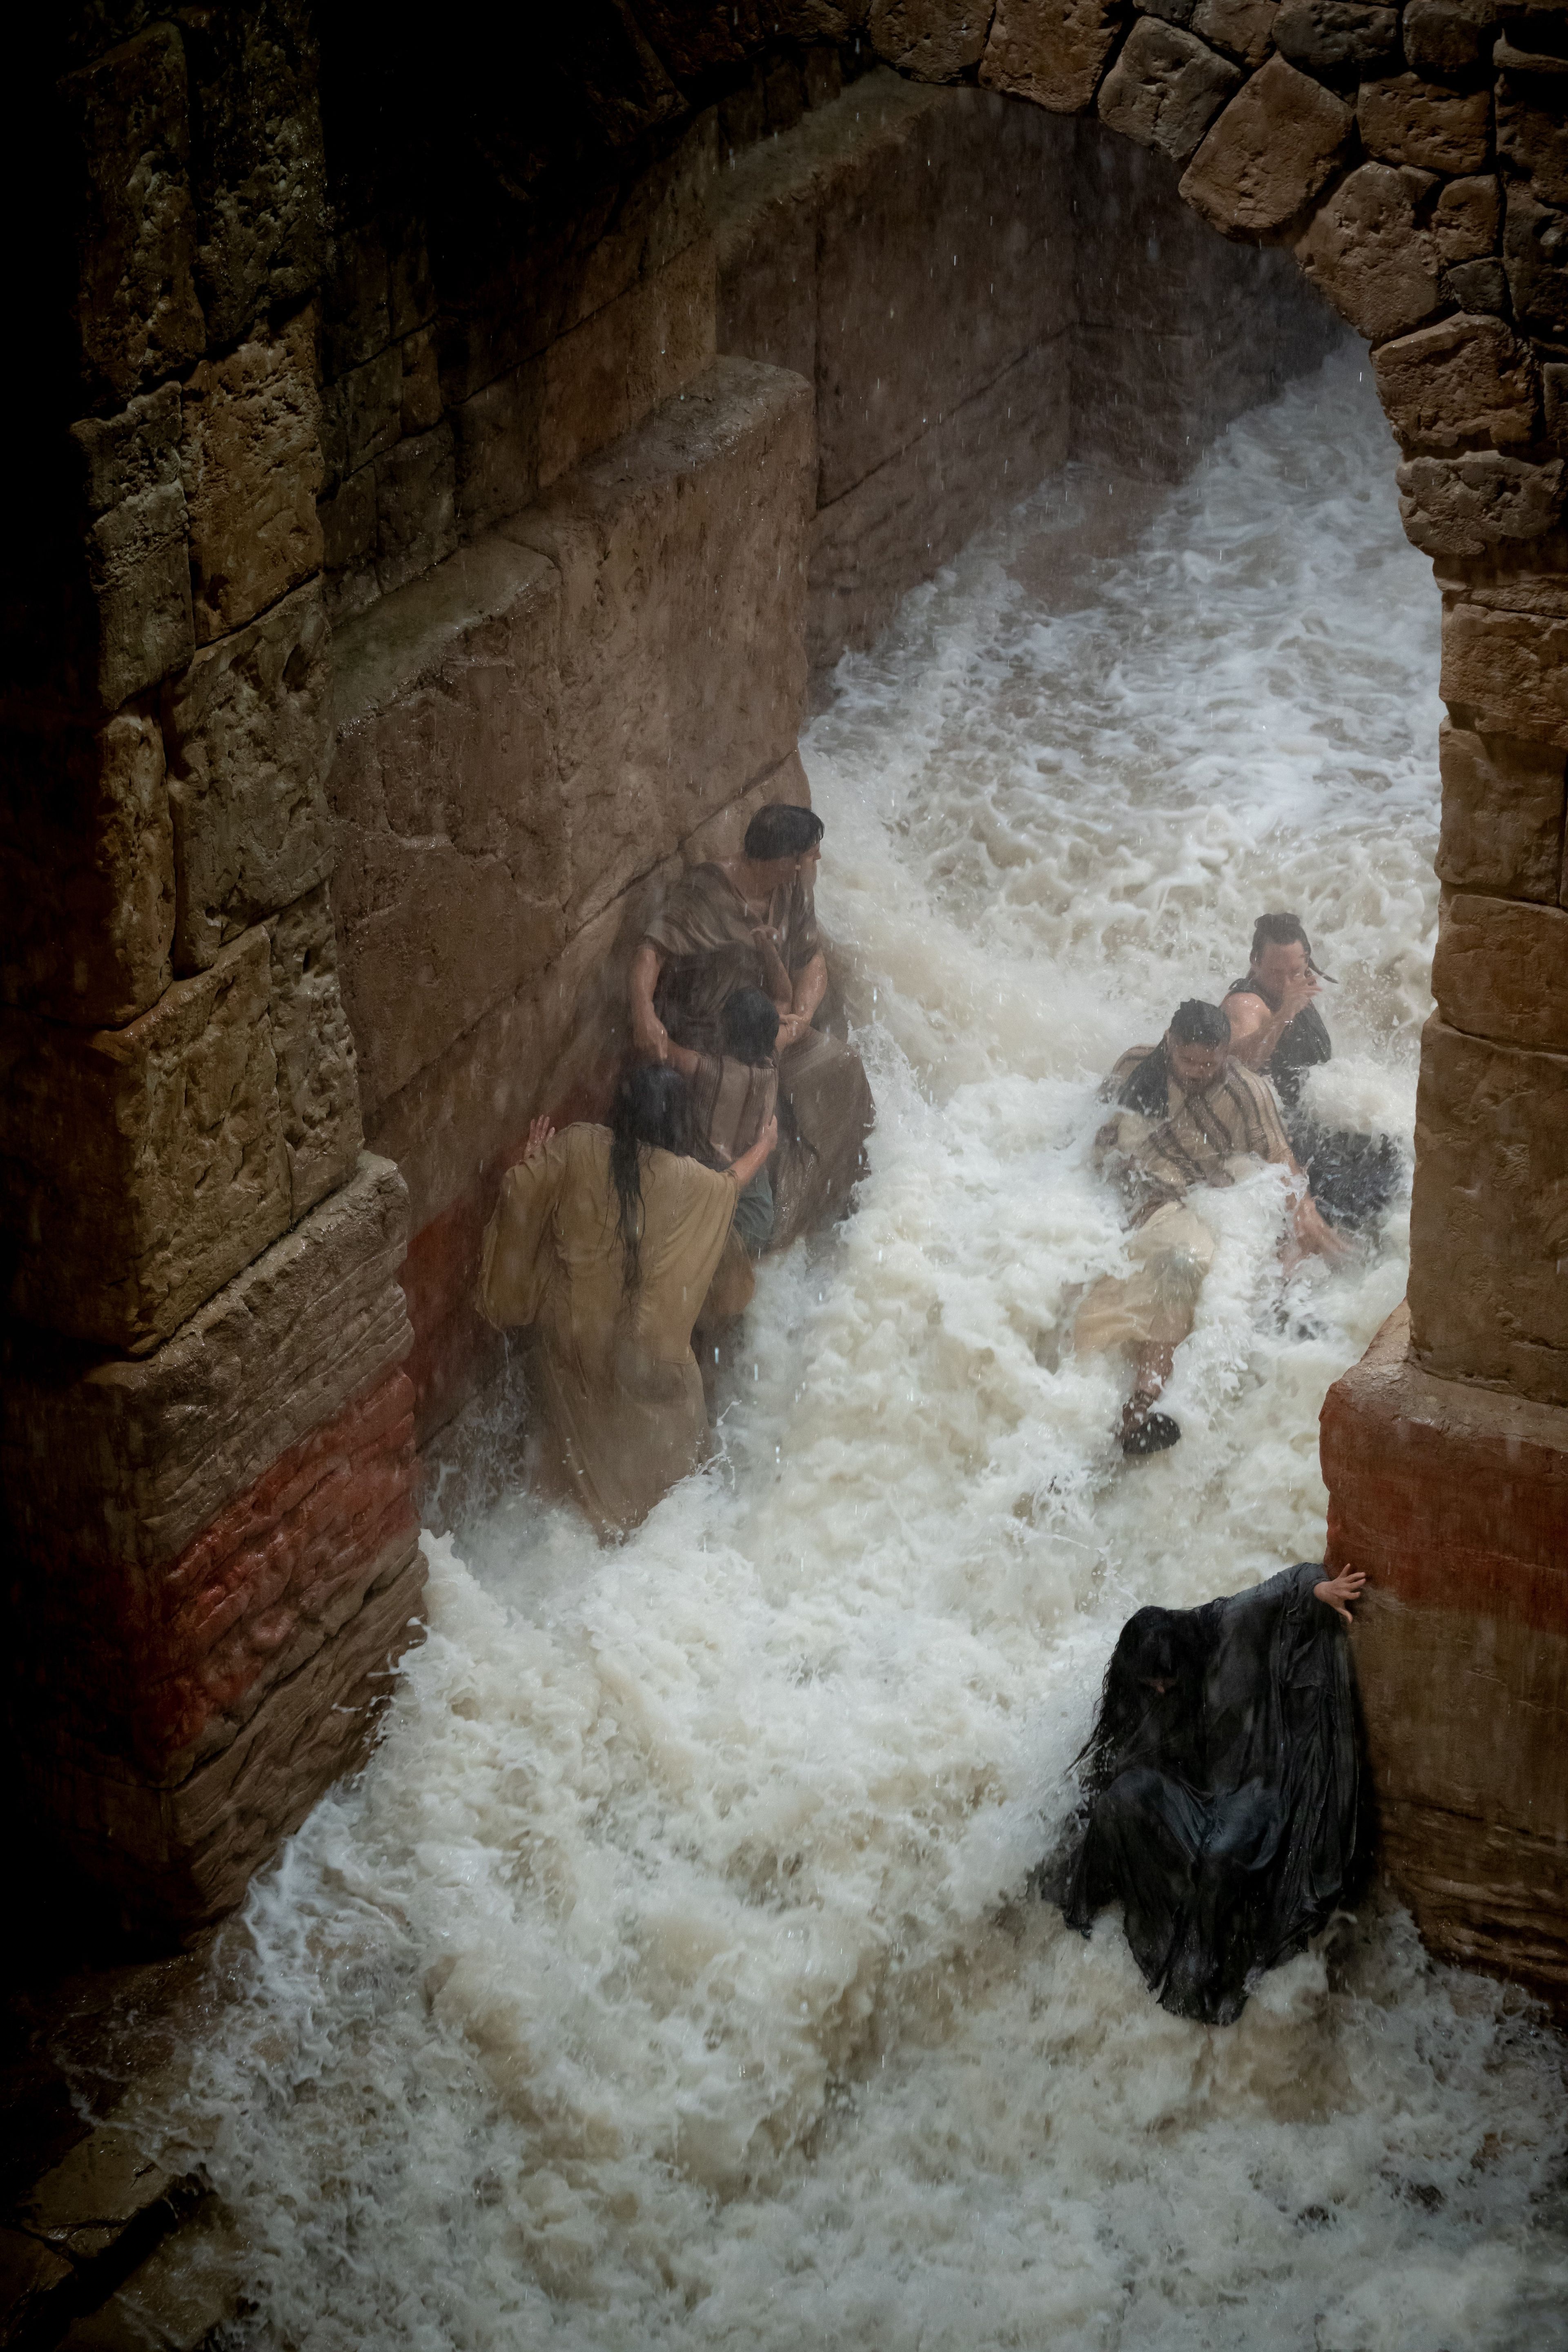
xmin=319 ymin=345 xmax=403 ymax=494
xmin=1442 ymin=599 xmax=1568 ymax=747
xmin=1357 ymin=74 xmax=1492 ymax=176
xmin=1403 ymin=0 xmax=1492 ymax=81
xmin=537 ymin=238 xmax=717 ymax=488
xmin=1294 ymin=162 xmax=1442 ymax=342
xmin=265 ymin=884 xmax=363 ymax=1218
xmin=1372 ymin=314 xmax=1539 ymax=453
xmin=0 ymin=931 xmax=291 ymax=1355
xmin=328 ymin=535 xmax=566 ymax=1121
xmin=177 ymin=0 xmax=328 ymax=348
xmin=1192 ymin=0 xmax=1280 ymax=67
xmin=0 ymin=710 xmax=174 ymax=1027
xmin=1408 ymin=1016 xmax=1568 ymax=1405
xmin=1097 ymin=18 xmax=1243 ymax=161
xmin=1273 ymin=0 xmax=1400 ymax=69
xmin=871 ymin=0 xmax=994 ymax=80
xmin=1504 ymin=187 xmax=1568 ymax=342
xmin=1497 ymin=74 xmax=1568 ymax=211
xmin=452 ymin=364 xmax=543 ymax=540
xmin=161 ymin=579 xmax=332 ymax=971
xmin=374 ymin=421 xmax=457 ymax=597
xmin=180 ymin=309 xmax=324 ymax=644
xmin=1398 ymin=451 xmax=1565 ymax=556
xmin=1321 ymin=1307 xmax=1568 ymax=2002
xmin=1179 ymin=55 xmax=1354 ymax=237
xmin=1433 ymin=888 xmax=1568 ymax=1054
xmin=980 ymin=0 xmax=1125 ymax=112
xmin=1 ymin=1154 xmax=410 ymax=1577
xmin=62 ymin=24 xmax=206 ymax=398
xmin=1432 ymin=175 xmax=1500 ymax=267
xmin=1435 ymin=717 xmax=1567 ymax=903
xmin=812 ymin=86 xmax=1077 ymax=507
xmin=811 ymin=338 xmax=1074 ymax=662
xmin=1445 ymin=255 xmax=1510 ymax=315
xmin=507 ymin=359 xmax=813 ymax=924
xmin=69 ymin=385 xmax=194 ymax=707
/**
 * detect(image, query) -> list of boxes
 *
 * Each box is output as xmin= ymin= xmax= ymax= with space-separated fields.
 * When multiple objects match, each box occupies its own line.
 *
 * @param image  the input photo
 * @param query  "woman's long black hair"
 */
xmin=1070 ymin=1605 xmax=1216 ymax=1799
xmin=609 ymin=1062 xmax=694 ymax=1294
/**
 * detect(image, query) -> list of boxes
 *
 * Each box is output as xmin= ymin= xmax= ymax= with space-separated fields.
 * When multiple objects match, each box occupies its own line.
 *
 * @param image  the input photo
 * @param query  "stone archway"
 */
xmin=3 ymin=0 xmax=1564 ymax=1991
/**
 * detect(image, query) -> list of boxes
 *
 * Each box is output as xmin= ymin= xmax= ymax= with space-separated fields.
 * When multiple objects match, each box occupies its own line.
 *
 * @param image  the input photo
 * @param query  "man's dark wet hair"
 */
xmin=1250 ymin=911 xmax=1312 ymax=964
xmin=743 ymin=802 xmax=824 ymax=863
xmin=610 ymin=1063 xmax=693 ymax=1294
xmin=722 ymin=987 xmax=780 ymax=1066
xmin=1168 ymin=999 xmax=1230 ymax=1049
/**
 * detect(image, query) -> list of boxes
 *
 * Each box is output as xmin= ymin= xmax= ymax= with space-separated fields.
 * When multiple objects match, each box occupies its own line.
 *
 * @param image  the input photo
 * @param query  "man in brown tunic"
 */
xmin=630 ymin=802 xmax=873 ymax=1250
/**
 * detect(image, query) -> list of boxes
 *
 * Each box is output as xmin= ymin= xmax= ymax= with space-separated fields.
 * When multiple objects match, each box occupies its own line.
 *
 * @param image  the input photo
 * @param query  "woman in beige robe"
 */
xmin=628 ymin=802 xmax=873 ymax=1251
xmin=478 ymin=1065 xmax=777 ymax=1538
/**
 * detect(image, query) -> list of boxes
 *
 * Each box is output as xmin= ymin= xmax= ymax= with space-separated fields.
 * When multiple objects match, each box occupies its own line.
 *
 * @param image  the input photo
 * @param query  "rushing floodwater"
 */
xmin=151 ymin=348 xmax=1568 ymax=2349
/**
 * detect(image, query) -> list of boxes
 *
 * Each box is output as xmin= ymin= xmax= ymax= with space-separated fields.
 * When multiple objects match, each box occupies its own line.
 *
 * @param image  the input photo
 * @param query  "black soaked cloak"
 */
xmin=1042 ymin=1564 xmax=1364 ymax=2025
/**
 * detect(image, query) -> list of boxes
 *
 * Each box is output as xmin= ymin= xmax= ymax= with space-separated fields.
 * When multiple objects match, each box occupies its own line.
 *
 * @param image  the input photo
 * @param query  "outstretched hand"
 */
xmin=1313 ymin=1566 xmax=1365 ymax=1625
xmin=522 ymin=1115 xmax=555 ymax=1163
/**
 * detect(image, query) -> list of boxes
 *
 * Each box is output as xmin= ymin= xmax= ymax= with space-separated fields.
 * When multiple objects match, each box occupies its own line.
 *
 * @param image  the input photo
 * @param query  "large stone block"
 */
xmin=1398 ymin=451 xmax=1565 ymax=557
xmin=1097 ymin=19 xmax=1242 ymax=163
xmin=979 ymin=0 xmax=1125 ymax=111
xmin=814 ymin=87 xmax=1077 ymax=505
xmin=538 ymin=238 xmax=717 ymax=488
xmin=1179 ymin=55 xmax=1354 ymax=237
xmin=374 ymin=421 xmax=457 ymax=596
xmin=1403 ymin=0 xmax=1492 ymax=81
xmin=0 ymin=709 xmax=174 ymax=1027
xmin=69 ymin=385 xmax=194 ymax=706
xmin=1357 ymin=74 xmax=1492 ymax=176
xmin=452 ymin=362 xmax=543 ymax=537
xmin=1434 ymin=716 xmax=1567 ymax=903
xmin=1441 ymin=599 xmax=1568 ymax=747
xmin=810 ymin=338 xmax=1074 ymax=666
xmin=508 ymin=358 xmax=813 ymax=925
xmin=1273 ymin=0 xmax=1399 ymax=69
xmin=1432 ymin=176 xmax=1500 ymax=268
xmin=0 ymin=932 xmax=291 ymax=1354
xmin=1505 ymin=187 xmax=1568 ymax=343
xmin=1 ymin=1152 xmax=410 ymax=1578
xmin=177 ymin=0 xmax=328 ymax=347
xmin=62 ymin=24 xmax=205 ymax=397
xmin=1294 ymin=162 xmax=1442 ymax=342
xmin=1372 ymin=314 xmax=1538 ymax=453
xmin=1497 ymin=74 xmax=1568 ymax=211
xmin=319 ymin=344 xmax=403 ymax=494
xmin=180 ymin=309 xmax=324 ymax=643
xmin=161 ymin=579 xmax=332 ymax=971
xmin=1191 ymin=0 xmax=1280 ymax=68
xmin=870 ymin=0 xmax=993 ymax=80
xmin=1320 ymin=1307 xmax=1568 ymax=2001
xmin=328 ymin=536 xmax=566 ymax=1119
xmin=1408 ymin=1016 xmax=1568 ymax=1404
xmin=265 ymin=884 xmax=363 ymax=1218
xmin=1432 ymin=889 xmax=1568 ymax=1055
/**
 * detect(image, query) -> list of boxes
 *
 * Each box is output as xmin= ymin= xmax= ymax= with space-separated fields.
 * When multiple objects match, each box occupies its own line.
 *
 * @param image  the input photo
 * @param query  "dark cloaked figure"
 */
xmin=1043 ymin=1564 xmax=1365 ymax=2024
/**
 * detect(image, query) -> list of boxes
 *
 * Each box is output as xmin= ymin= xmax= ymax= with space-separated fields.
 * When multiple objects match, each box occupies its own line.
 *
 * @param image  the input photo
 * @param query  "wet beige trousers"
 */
xmin=1074 ymin=1202 xmax=1218 ymax=1357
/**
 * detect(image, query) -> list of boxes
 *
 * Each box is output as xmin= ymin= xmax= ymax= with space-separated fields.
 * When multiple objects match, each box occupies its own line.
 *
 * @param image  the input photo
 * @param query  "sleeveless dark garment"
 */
xmin=1224 ymin=975 xmax=1331 ymax=1111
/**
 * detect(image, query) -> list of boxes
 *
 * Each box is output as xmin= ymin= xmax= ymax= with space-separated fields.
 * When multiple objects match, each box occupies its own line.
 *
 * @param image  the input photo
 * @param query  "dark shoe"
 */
xmin=1121 ymin=1409 xmax=1181 ymax=1457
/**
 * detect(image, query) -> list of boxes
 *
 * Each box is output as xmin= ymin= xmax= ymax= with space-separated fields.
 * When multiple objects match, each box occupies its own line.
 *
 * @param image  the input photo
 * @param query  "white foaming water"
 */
xmin=152 ymin=350 xmax=1568 ymax=2349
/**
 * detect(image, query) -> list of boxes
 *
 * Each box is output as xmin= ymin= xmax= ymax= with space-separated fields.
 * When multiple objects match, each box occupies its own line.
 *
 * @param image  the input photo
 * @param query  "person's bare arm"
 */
xmin=727 ymin=1115 xmax=778 ymax=1191
xmin=1226 ymin=975 xmax=1321 ymax=1070
xmin=1312 ymin=1566 xmax=1365 ymax=1624
xmin=778 ymin=951 xmax=828 ymax=1048
xmin=630 ymin=941 xmax=670 ymax=1061
xmin=750 ymin=927 xmax=795 ymax=1011
xmin=663 ymin=1037 xmax=701 ymax=1080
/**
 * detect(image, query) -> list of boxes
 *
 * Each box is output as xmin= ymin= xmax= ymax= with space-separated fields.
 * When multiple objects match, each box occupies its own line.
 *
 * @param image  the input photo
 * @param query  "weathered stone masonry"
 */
xmin=5 ymin=0 xmax=1568 ymax=1982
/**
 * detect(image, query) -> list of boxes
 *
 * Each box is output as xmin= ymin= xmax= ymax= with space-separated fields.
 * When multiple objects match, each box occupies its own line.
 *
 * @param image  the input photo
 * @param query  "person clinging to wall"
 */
xmin=629 ymin=802 xmax=873 ymax=1251
xmin=477 ymin=1065 xmax=776 ymax=1539
xmin=1076 ymin=999 xmax=1348 ymax=1457
xmin=1224 ymin=911 xmax=1400 ymax=1232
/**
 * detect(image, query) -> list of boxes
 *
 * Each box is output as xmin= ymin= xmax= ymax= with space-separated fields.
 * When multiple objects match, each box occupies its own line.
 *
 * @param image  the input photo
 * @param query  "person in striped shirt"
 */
xmin=1076 ymin=999 xmax=1348 ymax=1457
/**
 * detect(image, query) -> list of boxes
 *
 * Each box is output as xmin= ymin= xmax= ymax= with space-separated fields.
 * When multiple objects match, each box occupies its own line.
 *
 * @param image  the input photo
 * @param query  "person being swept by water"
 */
xmin=1224 ymin=911 xmax=1400 ymax=1232
xmin=630 ymin=802 xmax=873 ymax=1252
xmin=1076 ymin=999 xmax=1349 ymax=1456
xmin=477 ymin=1065 xmax=776 ymax=1539
xmin=1035 ymin=1561 xmax=1368 ymax=2025
xmin=661 ymin=987 xmax=782 ymax=1395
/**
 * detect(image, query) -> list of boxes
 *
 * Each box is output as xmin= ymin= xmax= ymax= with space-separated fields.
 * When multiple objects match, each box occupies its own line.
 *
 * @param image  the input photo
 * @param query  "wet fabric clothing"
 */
xmin=1222 ymin=978 xmax=1400 ymax=1231
xmin=690 ymin=1052 xmax=777 ymax=1171
xmin=1043 ymin=1565 xmax=1363 ymax=2024
xmin=1223 ymin=976 xmax=1331 ymax=1114
xmin=642 ymin=864 xmax=873 ymax=1252
xmin=1101 ymin=1045 xmax=1295 ymax=1223
xmin=1073 ymin=1200 xmax=1217 ymax=1359
xmin=477 ymin=1125 xmax=736 ymax=1539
